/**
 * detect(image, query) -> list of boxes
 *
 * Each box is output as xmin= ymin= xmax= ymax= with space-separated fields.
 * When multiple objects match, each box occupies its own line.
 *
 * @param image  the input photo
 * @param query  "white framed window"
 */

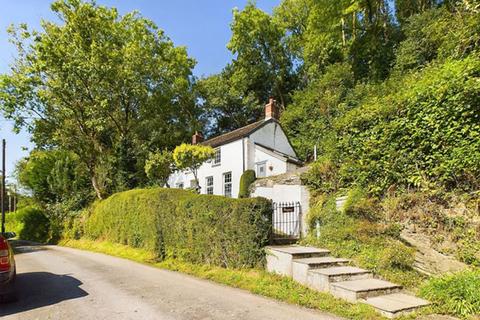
xmin=213 ymin=147 xmax=221 ymax=166
xmin=205 ymin=176 xmax=214 ymax=194
xmin=223 ymin=172 xmax=232 ymax=197
xmin=256 ymin=161 xmax=267 ymax=178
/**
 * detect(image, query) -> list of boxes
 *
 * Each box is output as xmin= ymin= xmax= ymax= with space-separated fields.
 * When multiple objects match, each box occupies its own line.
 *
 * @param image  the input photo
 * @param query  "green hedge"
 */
xmin=238 ymin=170 xmax=256 ymax=198
xmin=84 ymin=188 xmax=272 ymax=268
xmin=5 ymin=206 xmax=50 ymax=243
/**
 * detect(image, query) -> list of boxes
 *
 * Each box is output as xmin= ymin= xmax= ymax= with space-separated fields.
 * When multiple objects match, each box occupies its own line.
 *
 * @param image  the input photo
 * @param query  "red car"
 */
xmin=0 ymin=232 xmax=16 ymax=302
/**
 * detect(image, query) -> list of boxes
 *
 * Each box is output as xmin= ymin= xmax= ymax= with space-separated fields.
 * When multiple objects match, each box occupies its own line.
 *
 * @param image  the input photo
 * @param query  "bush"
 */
xmin=301 ymin=157 xmax=339 ymax=194
xmin=238 ymin=170 xmax=256 ymax=198
xmin=420 ymin=269 xmax=480 ymax=318
xmin=84 ymin=188 xmax=272 ymax=268
xmin=343 ymin=188 xmax=380 ymax=221
xmin=5 ymin=206 xmax=50 ymax=243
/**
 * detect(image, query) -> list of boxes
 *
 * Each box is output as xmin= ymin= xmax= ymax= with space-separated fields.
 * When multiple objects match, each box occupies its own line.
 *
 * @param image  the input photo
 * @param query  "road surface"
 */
xmin=1 ymin=241 xmax=341 ymax=320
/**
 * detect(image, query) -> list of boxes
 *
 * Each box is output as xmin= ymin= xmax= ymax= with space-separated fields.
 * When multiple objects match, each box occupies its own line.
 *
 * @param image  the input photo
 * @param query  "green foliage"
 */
xmin=5 ymin=206 xmax=50 ymax=243
xmin=279 ymin=3 xmax=480 ymax=195
xmin=16 ymin=149 xmax=91 ymax=204
xmin=420 ymin=269 xmax=480 ymax=318
xmin=300 ymin=157 xmax=340 ymax=194
xmin=228 ymin=3 xmax=297 ymax=107
xmin=304 ymin=196 xmax=422 ymax=288
xmin=83 ymin=188 xmax=272 ymax=268
xmin=281 ymin=63 xmax=353 ymax=160
xmin=196 ymin=66 xmax=261 ymax=135
xmin=238 ymin=170 xmax=256 ymax=198
xmin=173 ymin=143 xmax=214 ymax=188
xmin=336 ymin=56 xmax=480 ymax=193
xmin=0 ymin=0 xmax=199 ymax=199
xmin=144 ymin=150 xmax=173 ymax=186
xmin=343 ymin=188 xmax=380 ymax=221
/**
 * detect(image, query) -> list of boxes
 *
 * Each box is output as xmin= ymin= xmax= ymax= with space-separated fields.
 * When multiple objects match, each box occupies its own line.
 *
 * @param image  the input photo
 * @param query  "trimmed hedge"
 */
xmin=238 ymin=170 xmax=256 ymax=198
xmin=5 ymin=206 xmax=50 ymax=243
xmin=84 ymin=188 xmax=272 ymax=268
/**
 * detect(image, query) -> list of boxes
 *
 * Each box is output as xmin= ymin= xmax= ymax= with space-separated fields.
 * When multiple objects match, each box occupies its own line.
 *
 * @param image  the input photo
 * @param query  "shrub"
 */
xmin=5 ymin=206 xmax=50 ymax=243
xmin=238 ymin=170 xmax=256 ymax=198
xmin=144 ymin=150 xmax=173 ymax=186
xmin=301 ymin=157 xmax=339 ymax=194
xmin=420 ymin=269 xmax=480 ymax=318
xmin=343 ymin=188 xmax=380 ymax=221
xmin=84 ymin=188 xmax=272 ymax=268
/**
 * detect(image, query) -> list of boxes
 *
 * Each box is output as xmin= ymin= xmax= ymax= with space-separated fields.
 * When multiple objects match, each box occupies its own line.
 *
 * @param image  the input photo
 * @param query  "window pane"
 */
xmin=256 ymin=163 xmax=266 ymax=178
xmin=206 ymin=176 xmax=214 ymax=194
xmin=213 ymin=148 xmax=221 ymax=165
xmin=223 ymin=172 xmax=232 ymax=197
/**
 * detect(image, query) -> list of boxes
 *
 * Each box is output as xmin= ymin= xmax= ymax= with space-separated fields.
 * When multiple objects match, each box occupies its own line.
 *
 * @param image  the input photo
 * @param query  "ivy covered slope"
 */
xmin=274 ymin=4 xmax=480 ymax=318
xmin=66 ymin=188 xmax=272 ymax=268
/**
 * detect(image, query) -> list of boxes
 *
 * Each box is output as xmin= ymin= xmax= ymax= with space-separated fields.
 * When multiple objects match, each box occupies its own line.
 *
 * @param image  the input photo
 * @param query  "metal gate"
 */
xmin=272 ymin=201 xmax=301 ymax=241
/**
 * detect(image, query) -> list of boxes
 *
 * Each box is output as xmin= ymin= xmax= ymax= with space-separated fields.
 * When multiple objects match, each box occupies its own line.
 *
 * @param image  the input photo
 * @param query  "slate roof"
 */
xmin=200 ymin=119 xmax=268 ymax=148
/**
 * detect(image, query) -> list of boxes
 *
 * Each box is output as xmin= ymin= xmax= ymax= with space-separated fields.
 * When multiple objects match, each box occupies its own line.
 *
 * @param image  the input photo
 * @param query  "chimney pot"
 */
xmin=192 ymin=131 xmax=204 ymax=145
xmin=265 ymin=98 xmax=278 ymax=120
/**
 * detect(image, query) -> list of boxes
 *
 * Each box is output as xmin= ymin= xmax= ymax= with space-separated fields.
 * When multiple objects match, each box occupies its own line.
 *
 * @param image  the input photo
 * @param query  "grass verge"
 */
xmin=59 ymin=238 xmax=385 ymax=320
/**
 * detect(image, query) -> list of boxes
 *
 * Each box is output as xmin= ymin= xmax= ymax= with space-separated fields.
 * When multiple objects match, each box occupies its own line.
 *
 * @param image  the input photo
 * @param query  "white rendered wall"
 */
xmin=251 ymin=184 xmax=310 ymax=237
xmin=249 ymin=121 xmax=297 ymax=158
xmin=167 ymin=139 xmax=245 ymax=198
xmin=253 ymin=146 xmax=288 ymax=177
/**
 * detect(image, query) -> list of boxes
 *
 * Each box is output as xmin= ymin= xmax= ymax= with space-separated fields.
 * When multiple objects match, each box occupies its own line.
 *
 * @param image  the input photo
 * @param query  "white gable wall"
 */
xmin=253 ymin=146 xmax=288 ymax=177
xmin=249 ymin=121 xmax=297 ymax=158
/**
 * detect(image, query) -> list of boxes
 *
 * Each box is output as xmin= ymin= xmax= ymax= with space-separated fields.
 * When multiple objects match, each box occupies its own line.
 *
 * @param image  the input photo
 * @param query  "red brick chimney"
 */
xmin=192 ymin=131 xmax=204 ymax=145
xmin=265 ymin=98 xmax=278 ymax=120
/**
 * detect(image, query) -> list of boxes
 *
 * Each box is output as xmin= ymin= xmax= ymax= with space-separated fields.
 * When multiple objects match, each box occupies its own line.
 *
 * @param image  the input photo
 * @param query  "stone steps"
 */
xmin=266 ymin=245 xmax=330 ymax=276
xmin=365 ymin=293 xmax=430 ymax=318
xmin=307 ymin=266 xmax=372 ymax=292
xmin=292 ymin=257 xmax=350 ymax=284
xmin=265 ymin=245 xmax=429 ymax=318
xmin=330 ymin=278 xmax=402 ymax=302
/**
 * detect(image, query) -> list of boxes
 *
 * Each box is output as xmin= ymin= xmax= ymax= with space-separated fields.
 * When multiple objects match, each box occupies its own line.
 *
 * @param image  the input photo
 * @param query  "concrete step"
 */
xmin=365 ymin=293 xmax=430 ymax=318
xmin=330 ymin=279 xmax=402 ymax=303
xmin=306 ymin=266 xmax=372 ymax=291
xmin=292 ymin=257 xmax=350 ymax=284
xmin=266 ymin=245 xmax=330 ymax=276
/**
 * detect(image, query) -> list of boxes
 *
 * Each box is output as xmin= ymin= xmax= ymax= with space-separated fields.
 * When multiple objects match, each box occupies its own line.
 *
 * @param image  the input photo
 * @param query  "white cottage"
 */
xmin=167 ymin=99 xmax=302 ymax=198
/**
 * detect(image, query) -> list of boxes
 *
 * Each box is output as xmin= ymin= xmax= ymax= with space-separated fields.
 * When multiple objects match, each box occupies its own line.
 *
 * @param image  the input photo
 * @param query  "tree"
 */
xmin=0 ymin=0 xmax=199 ymax=199
xmin=228 ymin=3 xmax=298 ymax=108
xmin=144 ymin=150 xmax=173 ymax=187
xmin=196 ymin=65 xmax=261 ymax=136
xmin=172 ymin=144 xmax=215 ymax=190
xmin=16 ymin=149 xmax=90 ymax=204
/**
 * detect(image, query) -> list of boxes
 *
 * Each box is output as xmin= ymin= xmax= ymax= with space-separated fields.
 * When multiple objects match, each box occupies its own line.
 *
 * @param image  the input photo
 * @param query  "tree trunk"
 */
xmin=91 ymin=175 xmax=104 ymax=200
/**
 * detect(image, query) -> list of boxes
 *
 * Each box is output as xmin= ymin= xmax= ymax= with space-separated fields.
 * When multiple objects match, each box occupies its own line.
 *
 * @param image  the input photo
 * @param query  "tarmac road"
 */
xmin=0 ymin=241 xmax=341 ymax=320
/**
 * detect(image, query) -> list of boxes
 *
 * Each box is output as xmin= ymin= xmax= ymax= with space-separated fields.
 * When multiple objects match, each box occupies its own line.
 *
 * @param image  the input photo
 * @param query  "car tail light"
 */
xmin=0 ymin=237 xmax=10 ymax=272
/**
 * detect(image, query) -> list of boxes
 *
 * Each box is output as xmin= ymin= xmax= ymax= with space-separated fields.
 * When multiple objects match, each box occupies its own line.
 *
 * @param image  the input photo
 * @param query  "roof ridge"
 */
xmin=200 ymin=119 xmax=270 ymax=147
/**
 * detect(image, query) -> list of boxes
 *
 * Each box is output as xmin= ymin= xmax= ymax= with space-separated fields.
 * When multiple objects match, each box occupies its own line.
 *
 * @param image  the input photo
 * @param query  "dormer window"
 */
xmin=213 ymin=147 xmax=221 ymax=166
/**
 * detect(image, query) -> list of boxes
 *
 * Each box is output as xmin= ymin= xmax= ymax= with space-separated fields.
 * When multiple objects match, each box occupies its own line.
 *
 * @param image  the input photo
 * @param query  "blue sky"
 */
xmin=0 ymin=0 xmax=278 ymax=180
